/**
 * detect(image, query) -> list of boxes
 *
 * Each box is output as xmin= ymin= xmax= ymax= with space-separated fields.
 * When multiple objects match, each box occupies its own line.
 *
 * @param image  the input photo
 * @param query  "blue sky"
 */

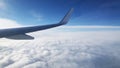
xmin=0 ymin=0 xmax=120 ymax=26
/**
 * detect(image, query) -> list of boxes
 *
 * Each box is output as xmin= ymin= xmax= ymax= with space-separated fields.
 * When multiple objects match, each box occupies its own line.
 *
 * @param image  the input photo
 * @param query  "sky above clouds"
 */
xmin=0 ymin=1 xmax=120 ymax=68
xmin=0 ymin=0 xmax=120 ymax=26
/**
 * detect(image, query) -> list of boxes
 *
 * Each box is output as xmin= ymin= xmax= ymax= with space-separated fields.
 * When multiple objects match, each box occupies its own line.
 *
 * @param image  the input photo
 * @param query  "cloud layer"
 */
xmin=0 ymin=18 xmax=120 ymax=68
xmin=0 ymin=30 xmax=120 ymax=68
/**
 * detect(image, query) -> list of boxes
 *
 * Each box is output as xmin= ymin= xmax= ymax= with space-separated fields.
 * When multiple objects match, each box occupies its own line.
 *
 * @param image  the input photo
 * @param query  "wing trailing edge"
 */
xmin=5 ymin=34 xmax=34 ymax=40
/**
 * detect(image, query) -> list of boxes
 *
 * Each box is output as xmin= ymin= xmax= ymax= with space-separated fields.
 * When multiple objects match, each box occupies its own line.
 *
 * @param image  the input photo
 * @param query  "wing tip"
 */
xmin=59 ymin=8 xmax=73 ymax=25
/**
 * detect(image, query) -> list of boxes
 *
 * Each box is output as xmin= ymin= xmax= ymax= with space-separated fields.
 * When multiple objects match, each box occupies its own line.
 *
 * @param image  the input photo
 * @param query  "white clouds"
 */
xmin=0 ymin=18 xmax=21 ymax=29
xmin=0 ymin=31 xmax=120 ymax=68
xmin=0 ymin=18 xmax=120 ymax=68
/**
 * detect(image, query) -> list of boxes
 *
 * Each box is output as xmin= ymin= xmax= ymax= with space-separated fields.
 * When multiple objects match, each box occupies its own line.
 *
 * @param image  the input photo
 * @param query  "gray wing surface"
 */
xmin=6 ymin=34 xmax=34 ymax=40
xmin=0 ymin=8 xmax=73 ymax=39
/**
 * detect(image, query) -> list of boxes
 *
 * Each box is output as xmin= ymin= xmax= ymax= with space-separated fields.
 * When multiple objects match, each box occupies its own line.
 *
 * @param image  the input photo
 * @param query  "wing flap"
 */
xmin=5 ymin=34 xmax=34 ymax=40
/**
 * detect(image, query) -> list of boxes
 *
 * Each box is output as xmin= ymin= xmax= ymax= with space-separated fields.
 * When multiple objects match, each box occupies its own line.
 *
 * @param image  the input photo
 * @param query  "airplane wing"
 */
xmin=0 ymin=8 xmax=73 ymax=40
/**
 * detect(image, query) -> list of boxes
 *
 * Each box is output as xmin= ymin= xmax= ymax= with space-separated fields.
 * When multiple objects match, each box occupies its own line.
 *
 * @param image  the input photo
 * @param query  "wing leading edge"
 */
xmin=0 ymin=8 xmax=73 ymax=39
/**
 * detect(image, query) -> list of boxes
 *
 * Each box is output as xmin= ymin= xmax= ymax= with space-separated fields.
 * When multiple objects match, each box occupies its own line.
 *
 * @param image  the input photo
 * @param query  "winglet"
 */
xmin=59 ymin=8 xmax=73 ymax=25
